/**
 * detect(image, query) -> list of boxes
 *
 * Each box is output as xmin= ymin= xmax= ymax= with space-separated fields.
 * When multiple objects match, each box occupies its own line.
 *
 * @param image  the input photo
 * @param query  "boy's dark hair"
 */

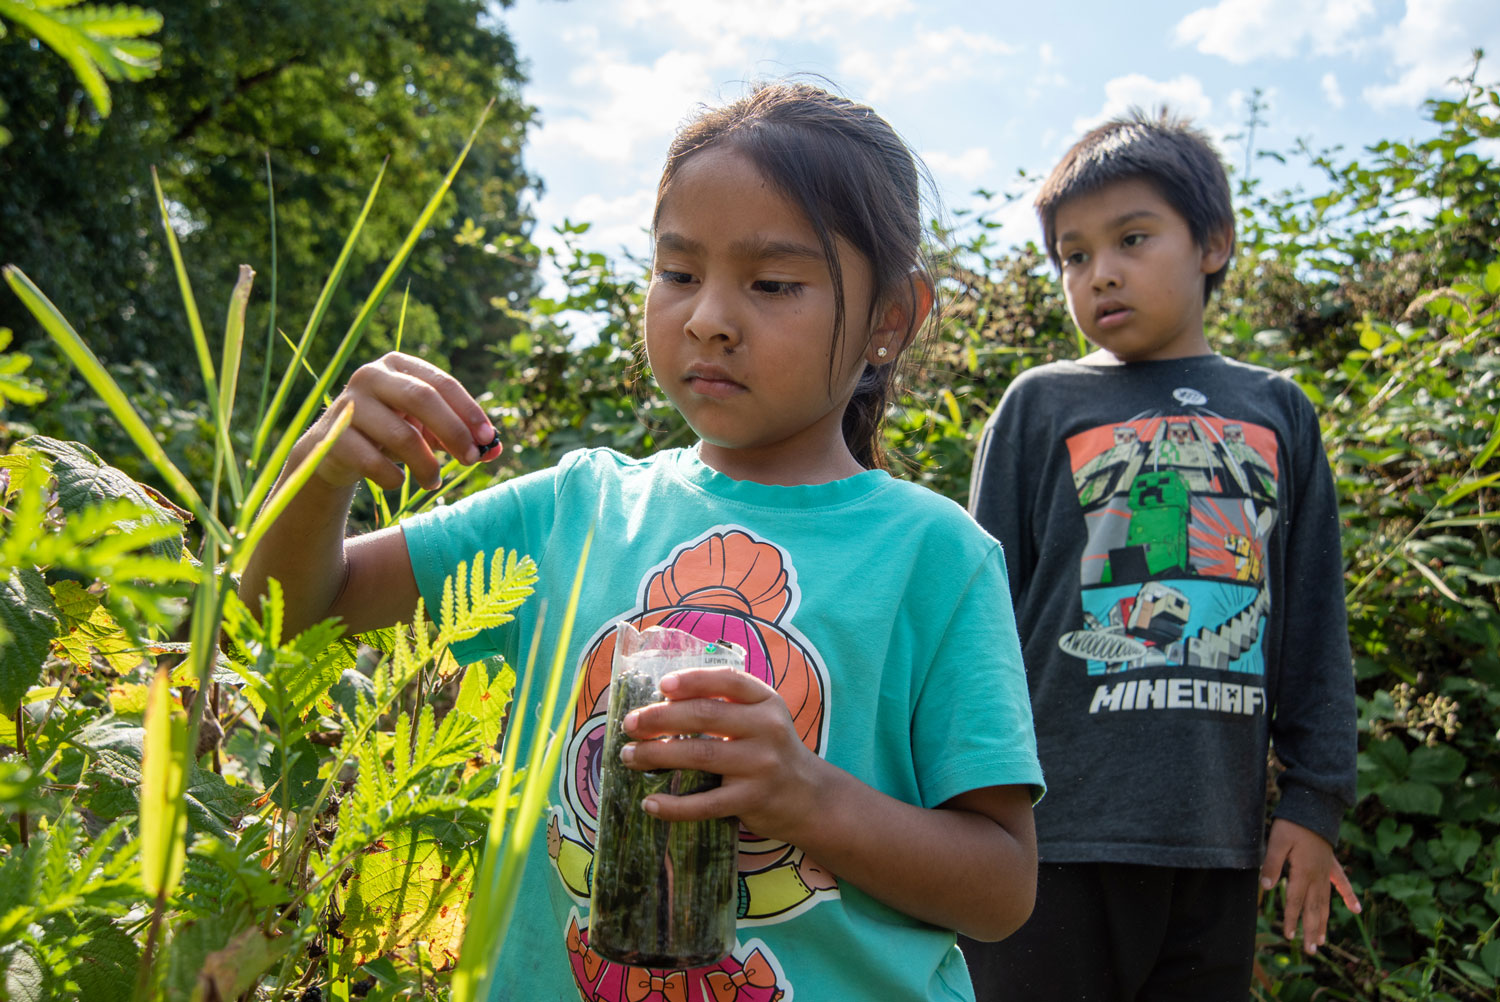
xmin=1036 ymin=108 xmax=1236 ymax=303
xmin=654 ymin=81 xmax=936 ymax=472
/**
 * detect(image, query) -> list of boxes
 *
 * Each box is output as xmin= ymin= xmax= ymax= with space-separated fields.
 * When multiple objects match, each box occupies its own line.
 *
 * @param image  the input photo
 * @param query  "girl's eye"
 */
xmin=1122 ymin=233 xmax=1148 ymax=248
xmin=658 ymin=270 xmax=693 ymax=285
xmin=753 ymin=279 xmax=801 ymax=297
xmin=1062 ymin=251 xmax=1087 ymax=267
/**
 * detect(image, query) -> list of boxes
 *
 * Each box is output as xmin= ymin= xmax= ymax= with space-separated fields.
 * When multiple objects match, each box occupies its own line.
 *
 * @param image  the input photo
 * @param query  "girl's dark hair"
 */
xmin=654 ymin=81 xmax=936 ymax=471
xmin=1035 ymin=107 xmax=1236 ymax=303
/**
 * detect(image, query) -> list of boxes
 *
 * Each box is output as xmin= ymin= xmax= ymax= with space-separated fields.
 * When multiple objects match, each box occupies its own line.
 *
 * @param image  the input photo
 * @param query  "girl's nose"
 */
xmin=684 ymin=284 xmax=743 ymax=348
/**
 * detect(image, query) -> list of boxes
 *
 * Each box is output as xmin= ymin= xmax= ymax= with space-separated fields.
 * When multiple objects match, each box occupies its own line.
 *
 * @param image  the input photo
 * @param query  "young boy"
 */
xmin=962 ymin=110 xmax=1360 ymax=1000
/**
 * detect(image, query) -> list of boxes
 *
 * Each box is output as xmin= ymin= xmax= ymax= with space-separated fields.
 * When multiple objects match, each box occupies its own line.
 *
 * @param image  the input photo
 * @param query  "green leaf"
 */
xmin=0 ymin=567 xmax=60 ymax=715
xmin=0 ymin=942 xmax=45 ymax=1002
xmin=1375 ymin=817 xmax=1413 ymax=855
xmin=1408 ymin=744 xmax=1466 ymax=784
xmin=1378 ymin=780 xmax=1443 ymax=816
xmin=1436 ymin=826 xmax=1482 ymax=873
xmin=42 ymin=911 xmax=137 ymax=1002
xmin=1483 ymin=258 xmax=1500 ymax=296
xmin=1482 ymin=938 xmax=1500 ymax=978
xmin=337 ymin=819 xmax=479 ymax=970
xmin=453 ymin=658 xmax=514 ymax=754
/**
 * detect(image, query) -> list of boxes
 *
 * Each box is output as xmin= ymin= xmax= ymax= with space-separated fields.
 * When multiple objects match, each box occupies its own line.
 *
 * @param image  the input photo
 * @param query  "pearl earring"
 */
xmin=876 ymin=347 xmax=888 ymax=359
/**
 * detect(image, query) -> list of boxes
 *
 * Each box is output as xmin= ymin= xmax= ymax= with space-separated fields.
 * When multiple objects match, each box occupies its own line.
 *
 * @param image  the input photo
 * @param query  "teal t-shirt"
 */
xmin=403 ymin=447 xmax=1043 ymax=1002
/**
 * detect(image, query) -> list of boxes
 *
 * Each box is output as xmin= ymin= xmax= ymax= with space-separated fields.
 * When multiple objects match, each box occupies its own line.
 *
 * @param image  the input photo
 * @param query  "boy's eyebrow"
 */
xmin=655 ymin=231 xmax=825 ymax=264
xmin=1056 ymin=208 xmax=1164 ymax=246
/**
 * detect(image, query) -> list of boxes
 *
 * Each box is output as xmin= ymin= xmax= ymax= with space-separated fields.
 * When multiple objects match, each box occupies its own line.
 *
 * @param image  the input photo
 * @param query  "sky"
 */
xmin=499 ymin=0 xmax=1500 ymax=277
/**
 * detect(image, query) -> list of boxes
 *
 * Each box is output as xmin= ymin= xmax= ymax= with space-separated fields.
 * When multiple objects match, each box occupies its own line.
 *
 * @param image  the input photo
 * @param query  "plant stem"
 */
xmin=133 ymin=889 xmax=170 ymax=1002
xmin=14 ymin=705 xmax=27 ymax=848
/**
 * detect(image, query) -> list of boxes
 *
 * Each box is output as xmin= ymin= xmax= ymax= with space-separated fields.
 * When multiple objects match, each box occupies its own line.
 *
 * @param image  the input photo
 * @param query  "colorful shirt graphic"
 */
xmin=551 ymin=528 xmax=827 ymax=1000
xmin=1061 ymin=412 xmax=1280 ymax=677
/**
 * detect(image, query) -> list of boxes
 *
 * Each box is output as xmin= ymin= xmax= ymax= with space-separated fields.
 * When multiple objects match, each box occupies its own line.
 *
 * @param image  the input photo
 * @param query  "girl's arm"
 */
xmin=620 ymin=668 xmax=1037 ymax=942
xmin=239 ymin=352 xmax=499 ymax=636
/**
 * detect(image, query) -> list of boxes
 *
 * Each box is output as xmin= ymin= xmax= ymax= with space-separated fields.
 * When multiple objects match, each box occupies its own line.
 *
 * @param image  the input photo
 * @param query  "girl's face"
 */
xmin=645 ymin=146 xmax=892 ymax=486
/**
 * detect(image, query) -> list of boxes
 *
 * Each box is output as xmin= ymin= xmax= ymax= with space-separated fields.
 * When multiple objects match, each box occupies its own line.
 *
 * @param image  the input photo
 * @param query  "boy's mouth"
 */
xmin=1096 ymin=301 xmax=1130 ymax=325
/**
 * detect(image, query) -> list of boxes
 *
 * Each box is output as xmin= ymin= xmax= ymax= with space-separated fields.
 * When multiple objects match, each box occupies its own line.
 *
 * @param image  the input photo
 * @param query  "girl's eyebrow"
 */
xmin=655 ymin=231 xmax=824 ymax=264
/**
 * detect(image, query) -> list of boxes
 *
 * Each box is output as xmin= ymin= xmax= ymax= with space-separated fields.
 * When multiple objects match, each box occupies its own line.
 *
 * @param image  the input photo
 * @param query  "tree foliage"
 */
xmin=0 ymin=0 xmax=537 ymax=411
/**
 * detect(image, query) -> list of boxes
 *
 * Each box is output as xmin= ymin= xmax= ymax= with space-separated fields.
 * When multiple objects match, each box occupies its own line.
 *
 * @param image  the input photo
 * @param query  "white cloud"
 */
xmin=1073 ymin=74 xmax=1214 ymax=134
xmin=528 ymin=45 xmax=716 ymax=166
xmin=839 ymin=27 xmax=1016 ymax=101
xmin=1321 ymin=72 xmax=1346 ymax=109
xmin=1174 ymin=0 xmax=1374 ymax=63
xmin=1363 ymin=0 xmax=1499 ymax=109
xmin=617 ymin=0 xmax=911 ymax=47
xmin=922 ymin=146 xmax=996 ymax=184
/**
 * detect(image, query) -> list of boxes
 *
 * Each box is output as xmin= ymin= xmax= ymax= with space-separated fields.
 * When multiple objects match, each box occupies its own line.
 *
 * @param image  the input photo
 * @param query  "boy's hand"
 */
xmin=1260 ymin=817 xmax=1362 ymax=954
xmin=618 ymin=667 xmax=826 ymax=847
xmin=298 ymin=352 xmax=500 ymax=492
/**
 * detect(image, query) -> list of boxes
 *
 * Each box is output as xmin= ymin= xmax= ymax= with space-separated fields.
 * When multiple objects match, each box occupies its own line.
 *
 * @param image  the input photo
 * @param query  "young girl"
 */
xmin=242 ymin=82 xmax=1042 ymax=1001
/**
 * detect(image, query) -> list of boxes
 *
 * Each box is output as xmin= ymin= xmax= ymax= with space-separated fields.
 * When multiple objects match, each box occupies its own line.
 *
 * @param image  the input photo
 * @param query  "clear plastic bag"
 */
xmin=588 ymin=623 xmax=745 ymax=968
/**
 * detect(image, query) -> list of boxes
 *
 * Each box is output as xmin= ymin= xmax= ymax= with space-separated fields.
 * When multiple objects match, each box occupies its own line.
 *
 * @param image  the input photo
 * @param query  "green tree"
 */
xmin=0 ymin=0 xmax=537 ymax=417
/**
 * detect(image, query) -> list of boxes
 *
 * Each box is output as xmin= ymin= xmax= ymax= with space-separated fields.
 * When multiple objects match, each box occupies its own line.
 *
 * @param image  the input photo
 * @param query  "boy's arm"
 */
xmin=1264 ymin=386 xmax=1361 ymax=948
xmin=239 ymin=353 xmax=499 ymax=636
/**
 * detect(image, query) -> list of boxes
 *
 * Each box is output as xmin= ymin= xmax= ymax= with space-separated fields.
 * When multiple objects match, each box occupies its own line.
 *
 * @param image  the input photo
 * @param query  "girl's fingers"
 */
xmin=381 ymin=353 xmax=497 ymax=459
xmin=344 ymin=354 xmax=497 ymax=468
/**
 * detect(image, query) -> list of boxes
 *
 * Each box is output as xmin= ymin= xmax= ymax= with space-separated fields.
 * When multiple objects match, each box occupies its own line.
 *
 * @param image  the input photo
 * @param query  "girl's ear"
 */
xmin=1199 ymin=224 xmax=1234 ymax=275
xmin=867 ymin=271 xmax=935 ymax=364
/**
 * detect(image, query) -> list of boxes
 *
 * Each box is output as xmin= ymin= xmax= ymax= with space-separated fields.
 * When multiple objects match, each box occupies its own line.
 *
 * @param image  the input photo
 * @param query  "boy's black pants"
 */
xmin=961 ymin=861 xmax=1259 ymax=1002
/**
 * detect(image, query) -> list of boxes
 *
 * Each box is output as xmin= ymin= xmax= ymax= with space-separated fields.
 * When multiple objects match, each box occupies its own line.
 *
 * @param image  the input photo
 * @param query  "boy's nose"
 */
xmin=1090 ymin=259 xmax=1121 ymax=292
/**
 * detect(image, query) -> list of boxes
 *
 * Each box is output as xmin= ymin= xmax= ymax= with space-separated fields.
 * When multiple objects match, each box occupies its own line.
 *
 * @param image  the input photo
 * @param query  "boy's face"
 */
xmin=1053 ymin=177 xmax=1230 ymax=364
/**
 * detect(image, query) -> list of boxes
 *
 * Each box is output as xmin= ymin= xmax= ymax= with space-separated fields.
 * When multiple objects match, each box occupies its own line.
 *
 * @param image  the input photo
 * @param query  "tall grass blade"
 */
xmin=140 ymin=663 xmax=188 ymax=898
xmin=2 ymin=265 xmax=230 ymax=548
xmin=253 ymin=151 xmax=279 ymax=459
xmin=456 ymin=528 xmax=593 ymax=1002
xmin=151 ymin=169 xmax=230 ymax=447
xmin=250 ymin=160 xmax=388 ymax=471
xmin=246 ymin=101 xmax=494 ymax=522
xmin=211 ymin=264 xmax=253 ymax=508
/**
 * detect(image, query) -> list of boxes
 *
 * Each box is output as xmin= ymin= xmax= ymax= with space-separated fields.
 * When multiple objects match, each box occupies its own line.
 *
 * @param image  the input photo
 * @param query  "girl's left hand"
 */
xmin=619 ymin=667 xmax=826 ymax=846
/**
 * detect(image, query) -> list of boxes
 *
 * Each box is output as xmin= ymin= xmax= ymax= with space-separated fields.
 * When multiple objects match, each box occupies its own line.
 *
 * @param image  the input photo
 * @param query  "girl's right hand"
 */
xmin=298 ymin=352 xmax=501 ymax=492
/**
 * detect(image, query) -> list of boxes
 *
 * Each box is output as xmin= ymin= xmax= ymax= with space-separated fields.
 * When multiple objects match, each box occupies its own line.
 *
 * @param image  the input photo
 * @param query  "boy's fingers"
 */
xmin=1283 ymin=872 xmax=1309 ymax=942
xmin=1331 ymin=859 xmax=1362 ymax=913
xmin=1302 ymin=884 xmax=1330 ymax=954
xmin=1258 ymin=841 xmax=1288 ymax=893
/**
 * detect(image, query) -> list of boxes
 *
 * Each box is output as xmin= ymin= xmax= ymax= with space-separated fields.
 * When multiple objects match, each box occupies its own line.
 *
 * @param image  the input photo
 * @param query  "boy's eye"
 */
xmin=658 ymin=270 xmax=693 ymax=285
xmin=1061 ymin=250 xmax=1087 ymax=267
xmin=753 ymin=279 xmax=801 ymax=296
xmin=1122 ymin=233 xmax=1148 ymax=248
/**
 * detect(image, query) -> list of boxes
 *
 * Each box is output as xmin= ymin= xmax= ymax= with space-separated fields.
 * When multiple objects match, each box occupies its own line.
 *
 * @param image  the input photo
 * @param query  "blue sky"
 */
xmin=501 ymin=0 xmax=1499 ymax=270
